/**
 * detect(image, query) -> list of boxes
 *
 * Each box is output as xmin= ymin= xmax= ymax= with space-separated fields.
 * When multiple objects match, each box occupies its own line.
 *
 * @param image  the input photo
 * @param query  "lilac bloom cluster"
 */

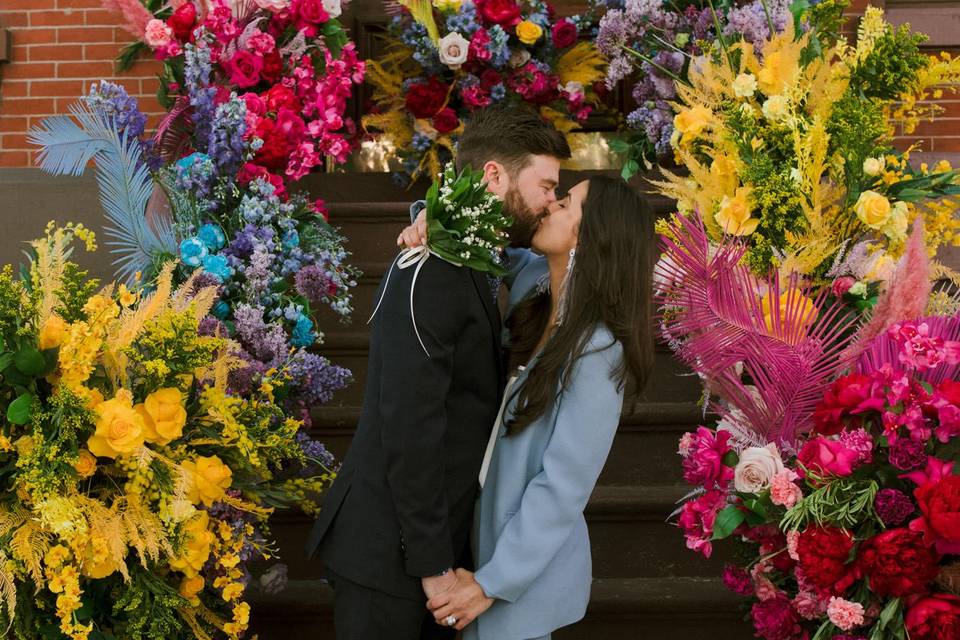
xmin=723 ymin=0 xmax=793 ymax=50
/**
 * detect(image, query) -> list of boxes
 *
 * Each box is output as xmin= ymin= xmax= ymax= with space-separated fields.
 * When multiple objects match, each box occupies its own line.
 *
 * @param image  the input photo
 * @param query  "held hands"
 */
xmin=427 ymin=568 xmax=494 ymax=631
xmin=397 ymin=210 xmax=428 ymax=248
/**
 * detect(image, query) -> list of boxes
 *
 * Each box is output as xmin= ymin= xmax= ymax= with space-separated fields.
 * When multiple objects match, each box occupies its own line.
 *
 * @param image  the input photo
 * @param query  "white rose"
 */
xmin=322 ymin=0 xmax=342 ymax=18
xmin=732 ymin=72 xmax=757 ymax=98
xmin=734 ymin=443 xmax=785 ymax=494
xmin=509 ymin=48 xmax=531 ymax=68
xmin=761 ymin=95 xmax=789 ymax=123
xmin=438 ymin=32 xmax=470 ymax=69
xmin=253 ymin=0 xmax=291 ymax=9
xmin=561 ymin=80 xmax=584 ymax=98
xmin=863 ymin=156 xmax=885 ymax=176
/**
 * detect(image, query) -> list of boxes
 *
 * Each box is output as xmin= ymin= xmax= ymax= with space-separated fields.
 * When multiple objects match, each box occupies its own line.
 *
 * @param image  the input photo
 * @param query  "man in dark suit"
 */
xmin=305 ymin=106 xmax=571 ymax=640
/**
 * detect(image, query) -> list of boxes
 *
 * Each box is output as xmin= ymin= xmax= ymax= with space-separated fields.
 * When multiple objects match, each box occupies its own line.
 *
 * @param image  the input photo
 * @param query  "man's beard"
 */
xmin=503 ymin=185 xmax=541 ymax=248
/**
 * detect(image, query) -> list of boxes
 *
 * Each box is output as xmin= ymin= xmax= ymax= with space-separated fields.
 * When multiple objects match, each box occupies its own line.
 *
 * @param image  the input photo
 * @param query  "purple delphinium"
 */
xmin=874 ymin=488 xmax=915 ymax=526
xmin=184 ymin=43 xmax=217 ymax=151
xmin=83 ymin=80 xmax=147 ymax=139
xmin=207 ymin=96 xmax=249 ymax=181
xmin=288 ymin=350 xmax=352 ymax=406
xmin=296 ymin=430 xmax=337 ymax=469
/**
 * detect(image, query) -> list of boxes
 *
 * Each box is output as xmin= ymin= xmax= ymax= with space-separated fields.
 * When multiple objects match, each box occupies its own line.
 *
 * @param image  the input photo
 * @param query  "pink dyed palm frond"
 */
xmin=152 ymin=96 xmax=194 ymax=163
xmin=657 ymin=213 xmax=860 ymax=448
xmin=855 ymin=217 xmax=931 ymax=348
xmin=101 ymin=0 xmax=154 ymax=39
xmin=857 ymin=315 xmax=960 ymax=385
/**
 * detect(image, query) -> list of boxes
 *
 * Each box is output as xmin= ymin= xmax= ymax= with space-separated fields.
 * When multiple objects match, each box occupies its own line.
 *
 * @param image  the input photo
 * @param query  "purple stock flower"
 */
xmin=874 ymin=488 xmax=915 ymax=526
xmin=288 ymin=350 xmax=351 ymax=406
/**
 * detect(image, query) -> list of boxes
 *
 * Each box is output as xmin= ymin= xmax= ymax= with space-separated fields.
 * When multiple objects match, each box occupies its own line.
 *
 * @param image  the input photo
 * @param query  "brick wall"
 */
xmin=0 ymin=0 xmax=165 ymax=168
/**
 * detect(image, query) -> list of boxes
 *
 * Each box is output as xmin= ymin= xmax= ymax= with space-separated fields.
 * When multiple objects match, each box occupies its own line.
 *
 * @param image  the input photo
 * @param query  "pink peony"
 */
xmin=797 ymin=437 xmax=860 ymax=479
xmin=144 ymin=18 xmax=173 ymax=48
xmin=226 ymin=50 xmax=263 ymax=88
xmin=770 ymin=470 xmax=802 ymax=508
xmin=681 ymin=427 xmax=734 ymax=489
xmin=751 ymin=595 xmax=803 ymax=640
xmin=677 ymin=490 xmax=726 ymax=558
xmin=827 ymin=597 xmax=865 ymax=631
xmin=247 ymin=32 xmax=276 ymax=55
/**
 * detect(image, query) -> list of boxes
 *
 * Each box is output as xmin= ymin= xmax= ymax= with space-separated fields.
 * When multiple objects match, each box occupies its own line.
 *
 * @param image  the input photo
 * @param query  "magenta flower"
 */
xmin=677 ymin=490 xmax=726 ymax=558
xmin=681 ymin=426 xmax=734 ymax=488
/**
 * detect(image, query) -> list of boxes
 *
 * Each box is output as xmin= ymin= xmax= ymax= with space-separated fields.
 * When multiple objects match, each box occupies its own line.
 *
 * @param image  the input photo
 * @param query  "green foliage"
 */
xmin=781 ymin=474 xmax=881 ymax=530
xmin=57 ymin=263 xmax=102 ymax=324
xmin=111 ymin=567 xmax=188 ymax=639
xmin=826 ymin=91 xmax=888 ymax=199
xmin=0 ymin=265 xmax=28 ymax=347
xmin=849 ymin=25 xmax=928 ymax=100
xmin=740 ymin=156 xmax=806 ymax=272
xmin=125 ymin=309 xmax=224 ymax=393
xmin=609 ymin=133 xmax=654 ymax=181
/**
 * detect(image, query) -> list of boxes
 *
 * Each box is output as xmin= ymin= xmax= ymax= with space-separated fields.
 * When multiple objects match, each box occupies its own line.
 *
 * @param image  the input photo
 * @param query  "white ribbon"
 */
xmin=368 ymin=246 xmax=461 ymax=358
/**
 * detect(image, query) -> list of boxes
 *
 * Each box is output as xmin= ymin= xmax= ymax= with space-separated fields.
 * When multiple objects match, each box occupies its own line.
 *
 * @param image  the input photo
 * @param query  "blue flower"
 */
xmin=199 ymin=223 xmax=227 ymax=251
xmin=282 ymin=229 xmax=300 ymax=249
xmin=212 ymin=300 xmax=231 ymax=319
xmin=177 ymin=152 xmax=209 ymax=172
xmin=202 ymin=254 xmax=234 ymax=282
xmin=291 ymin=314 xmax=316 ymax=348
xmin=179 ymin=237 xmax=208 ymax=267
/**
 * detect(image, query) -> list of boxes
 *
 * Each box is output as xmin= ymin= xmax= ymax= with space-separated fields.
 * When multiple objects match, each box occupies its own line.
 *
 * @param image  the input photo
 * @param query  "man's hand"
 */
xmin=427 ymin=568 xmax=494 ymax=631
xmin=397 ymin=210 xmax=428 ymax=248
xmin=421 ymin=570 xmax=458 ymax=601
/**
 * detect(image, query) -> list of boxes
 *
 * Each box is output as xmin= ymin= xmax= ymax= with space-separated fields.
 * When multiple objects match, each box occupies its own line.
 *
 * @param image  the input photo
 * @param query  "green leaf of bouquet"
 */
xmin=711 ymin=505 xmax=744 ymax=540
xmin=0 ymin=352 xmax=12 ymax=373
xmin=7 ymin=393 xmax=33 ymax=425
xmin=14 ymin=347 xmax=46 ymax=377
xmin=722 ymin=450 xmax=739 ymax=467
xmin=621 ymin=159 xmax=640 ymax=181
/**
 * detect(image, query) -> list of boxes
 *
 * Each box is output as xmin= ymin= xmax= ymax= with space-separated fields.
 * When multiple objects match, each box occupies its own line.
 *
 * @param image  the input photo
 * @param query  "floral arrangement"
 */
xmin=652 ymin=8 xmax=960 ymax=280
xmin=597 ymin=0 xmax=850 ymax=177
xmin=101 ymin=0 xmax=365 ymax=188
xmin=0 ymin=223 xmax=335 ymax=639
xmin=362 ymin=0 xmax=608 ymax=185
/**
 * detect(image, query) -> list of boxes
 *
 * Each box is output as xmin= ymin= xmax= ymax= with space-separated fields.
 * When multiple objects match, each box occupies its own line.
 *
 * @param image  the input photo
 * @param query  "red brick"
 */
xmin=84 ymin=9 xmax=118 ymax=25
xmin=3 ymin=0 xmax=53 ymax=8
xmin=0 ymin=117 xmax=29 ymax=133
xmin=8 ymin=44 xmax=28 ymax=64
xmin=57 ymin=60 xmax=115 ymax=77
xmin=83 ymin=43 xmax=122 ymax=60
xmin=0 ymin=98 xmax=56 ymax=115
xmin=0 ymin=151 xmax=30 ymax=167
xmin=29 ymin=44 xmax=83 ymax=61
xmin=30 ymin=10 xmax=86 ymax=27
xmin=30 ymin=79 xmax=85 ymax=97
xmin=58 ymin=0 xmax=108 ymax=8
xmin=136 ymin=93 xmax=163 ymax=114
xmin=58 ymin=26 xmax=116 ymax=43
xmin=894 ymin=137 xmax=926 ymax=152
xmin=2 ymin=62 xmax=56 ymax=80
xmin=1 ymin=134 xmax=31 ymax=150
xmin=0 ymin=11 xmax=30 ymax=28
xmin=938 ymin=138 xmax=960 ymax=152
xmin=1 ymin=81 xmax=29 ymax=98
xmin=912 ymin=118 xmax=960 ymax=137
xmin=116 ymin=59 xmax=163 ymax=77
xmin=13 ymin=28 xmax=57 ymax=45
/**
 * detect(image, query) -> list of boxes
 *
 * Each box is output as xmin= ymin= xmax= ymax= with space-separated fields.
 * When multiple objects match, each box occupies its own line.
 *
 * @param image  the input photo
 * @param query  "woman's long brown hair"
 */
xmin=504 ymin=176 xmax=656 ymax=433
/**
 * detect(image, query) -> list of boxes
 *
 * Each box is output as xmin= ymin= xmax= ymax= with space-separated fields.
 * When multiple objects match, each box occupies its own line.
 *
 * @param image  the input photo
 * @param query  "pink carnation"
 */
xmin=677 ymin=490 xmax=726 ymax=558
xmin=770 ymin=470 xmax=802 ymax=508
xmin=144 ymin=18 xmax=173 ymax=48
xmin=786 ymin=530 xmax=801 ymax=562
xmin=247 ymin=32 xmax=277 ymax=55
xmin=791 ymin=590 xmax=825 ymax=621
xmin=827 ymin=597 xmax=865 ymax=631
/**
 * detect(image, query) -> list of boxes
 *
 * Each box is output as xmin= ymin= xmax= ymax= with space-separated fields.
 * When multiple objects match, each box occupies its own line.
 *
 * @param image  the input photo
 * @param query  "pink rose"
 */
xmin=255 ymin=0 xmax=291 ymax=10
xmin=247 ymin=32 xmax=276 ymax=55
xmin=797 ymin=437 xmax=860 ymax=479
xmin=144 ymin=19 xmax=174 ymax=48
xmin=239 ymin=92 xmax=266 ymax=116
xmin=226 ymin=50 xmax=263 ymax=88
xmin=294 ymin=0 xmax=329 ymax=24
xmin=831 ymin=276 xmax=856 ymax=298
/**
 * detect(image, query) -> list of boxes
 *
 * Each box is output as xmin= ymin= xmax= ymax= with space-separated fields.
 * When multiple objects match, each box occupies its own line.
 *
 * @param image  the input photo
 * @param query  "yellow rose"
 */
xmin=866 ymin=252 xmax=896 ymax=281
xmin=136 ymin=388 xmax=187 ymax=446
xmin=515 ymin=20 xmax=543 ymax=45
xmin=761 ymin=290 xmax=818 ymax=335
xmin=882 ymin=201 xmax=909 ymax=240
xmin=715 ymin=187 xmax=759 ymax=236
xmin=183 ymin=455 xmax=233 ymax=506
xmin=854 ymin=190 xmax=892 ymax=229
xmin=73 ymin=450 xmax=97 ymax=478
xmin=170 ymin=512 xmax=215 ymax=577
xmin=862 ymin=156 xmax=884 ymax=176
xmin=179 ymin=575 xmax=205 ymax=603
xmin=39 ymin=315 xmax=67 ymax=350
xmin=732 ymin=72 xmax=757 ymax=98
xmin=673 ymin=105 xmax=713 ymax=144
xmin=82 ymin=535 xmax=122 ymax=579
xmin=86 ymin=392 xmax=146 ymax=459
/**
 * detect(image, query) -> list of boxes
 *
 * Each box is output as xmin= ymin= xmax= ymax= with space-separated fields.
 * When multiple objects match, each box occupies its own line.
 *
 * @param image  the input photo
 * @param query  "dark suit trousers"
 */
xmin=325 ymin=568 xmax=456 ymax=640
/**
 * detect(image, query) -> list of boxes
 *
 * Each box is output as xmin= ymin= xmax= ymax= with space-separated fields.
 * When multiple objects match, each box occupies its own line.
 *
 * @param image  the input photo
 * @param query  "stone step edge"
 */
xmin=248 ymin=576 xmax=745 ymax=620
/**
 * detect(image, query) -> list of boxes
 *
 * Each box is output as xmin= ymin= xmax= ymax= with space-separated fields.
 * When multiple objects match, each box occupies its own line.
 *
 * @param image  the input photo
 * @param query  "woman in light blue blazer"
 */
xmin=427 ymin=176 xmax=656 ymax=639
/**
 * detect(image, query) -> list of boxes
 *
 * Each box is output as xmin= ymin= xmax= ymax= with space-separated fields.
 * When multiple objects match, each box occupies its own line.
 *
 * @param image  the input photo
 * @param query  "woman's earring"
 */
xmin=556 ymin=248 xmax=576 ymax=326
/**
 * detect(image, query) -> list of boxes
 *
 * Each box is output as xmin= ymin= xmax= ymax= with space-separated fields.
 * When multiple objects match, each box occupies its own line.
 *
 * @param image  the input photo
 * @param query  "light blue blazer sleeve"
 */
xmin=473 ymin=328 xmax=624 ymax=603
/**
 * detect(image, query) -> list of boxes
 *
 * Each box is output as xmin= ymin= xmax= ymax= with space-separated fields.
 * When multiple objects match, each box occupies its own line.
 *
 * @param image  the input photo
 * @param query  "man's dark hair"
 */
xmin=456 ymin=105 xmax=571 ymax=175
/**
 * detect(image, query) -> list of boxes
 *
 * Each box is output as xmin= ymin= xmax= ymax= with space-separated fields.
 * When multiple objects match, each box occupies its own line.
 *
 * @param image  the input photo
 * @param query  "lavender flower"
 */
xmin=296 ymin=430 xmax=336 ymax=468
xmin=874 ymin=488 xmax=915 ymax=526
xmin=723 ymin=0 xmax=792 ymax=50
xmin=233 ymin=303 xmax=290 ymax=367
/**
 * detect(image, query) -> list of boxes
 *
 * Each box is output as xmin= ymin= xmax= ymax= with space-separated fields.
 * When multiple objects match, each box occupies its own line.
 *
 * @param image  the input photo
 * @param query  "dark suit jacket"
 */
xmin=306 ymin=253 xmax=504 ymax=600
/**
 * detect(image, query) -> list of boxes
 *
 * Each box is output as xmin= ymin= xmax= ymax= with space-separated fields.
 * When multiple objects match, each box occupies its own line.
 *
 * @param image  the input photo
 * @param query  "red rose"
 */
xmin=237 ymin=162 xmax=287 ymax=199
xmin=479 ymin=68 xmax=502 ymax=89
xmin=551 ymin=18 xmax=578 ymax=49
xmin=913 ymin=473 xmax=960 ymax=553
xmin=225 ymin=50 xmax=263 ymax=88
xmin=405 ymin=77 xmax=449 ymax=119
xmin=797 ymin=437 xmax=859 ymax=478
xmin=239 ymin=92 xmax=266 ymax=116
xmin=475 ymin=0 xmax=521 ymax=26
xmin=906 ymin=593 xmax=960 ymax=640
xmin=813 ymin=373 xmax=876 ymax=435
xmin=260 ymin=48 xmax=284 ymax=84
xmin=167 ymin=2 xmax=197 ymax=41
xmin=857 ymin=528 xmax=939 ymax=597
xmin=264 ymin=84 xmax=301 ymax=113
xmin=253 ymin=119 xmax=291 ymax=170
xmin=795 ymin=526 xmax=854 ymax=594
xmin=432 ymin=107 xmax=459 ymax=134
xmin=938 ymin=380 xmax=960 ymax=406
xmin=293 ymin=0 xmax=329 ymax=24
xmin=275 ymin=108 xmax=307 ymax=143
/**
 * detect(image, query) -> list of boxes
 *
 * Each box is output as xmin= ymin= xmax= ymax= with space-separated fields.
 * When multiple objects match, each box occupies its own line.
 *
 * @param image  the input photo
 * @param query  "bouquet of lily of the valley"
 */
xmin=653 ymin=7 xmax=960 ymax=283
xmin=363 ymin=0 xmax=607 ymax=185
xmin=421 ymin=163 xmax=511 ymax=275
xmin=0 ymin=224 xmax=335 ymax=640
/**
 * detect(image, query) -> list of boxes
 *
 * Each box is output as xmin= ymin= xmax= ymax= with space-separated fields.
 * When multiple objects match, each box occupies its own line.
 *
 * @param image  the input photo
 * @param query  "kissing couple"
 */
xmin=307 ymin=105 xmax=656 ymax=639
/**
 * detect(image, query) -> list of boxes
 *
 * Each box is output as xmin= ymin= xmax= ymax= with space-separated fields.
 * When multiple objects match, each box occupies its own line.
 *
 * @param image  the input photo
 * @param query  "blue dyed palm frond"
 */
xmin=27 ymin=104 xmax=177 ymax=284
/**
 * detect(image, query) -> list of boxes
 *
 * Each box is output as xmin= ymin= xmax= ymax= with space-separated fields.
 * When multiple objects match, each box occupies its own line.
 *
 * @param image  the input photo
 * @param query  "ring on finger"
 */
xmin=444 ymin=615 xmax=457 ymax=627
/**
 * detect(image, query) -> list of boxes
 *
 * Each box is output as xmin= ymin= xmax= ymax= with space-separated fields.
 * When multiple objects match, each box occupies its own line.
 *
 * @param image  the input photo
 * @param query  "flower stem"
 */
xmin=617 ymin=44 xmax=688 ymax=85
xmin=759 ymin=0 xmax=776 ymax=38
xmin=706 ymin=0 xmax=735 ymax=69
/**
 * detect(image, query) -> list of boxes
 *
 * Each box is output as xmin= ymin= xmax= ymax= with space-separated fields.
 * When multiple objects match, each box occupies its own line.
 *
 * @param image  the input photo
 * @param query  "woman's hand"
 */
xmin=427 ymin=568 xmax=494 ymax=631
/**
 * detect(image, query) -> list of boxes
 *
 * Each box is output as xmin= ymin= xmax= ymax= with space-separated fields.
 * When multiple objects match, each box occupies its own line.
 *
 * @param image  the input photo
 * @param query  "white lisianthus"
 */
xmin=761 ymin=95 xmax=790 ymax=123
xmin=734 ymin=443 xmax=785 ymax=494
xmin=732 ymin=73 xmax=758 ymax=98
xmin=438 ymin=32 xmax=470 ymax=69
xmin=863 ymin=156 xmax=885 ymax=176
xmin=561 ymin=80 xmax=584 ymax=98
xmin=322 ymin=0 xmax=342 ymax=18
